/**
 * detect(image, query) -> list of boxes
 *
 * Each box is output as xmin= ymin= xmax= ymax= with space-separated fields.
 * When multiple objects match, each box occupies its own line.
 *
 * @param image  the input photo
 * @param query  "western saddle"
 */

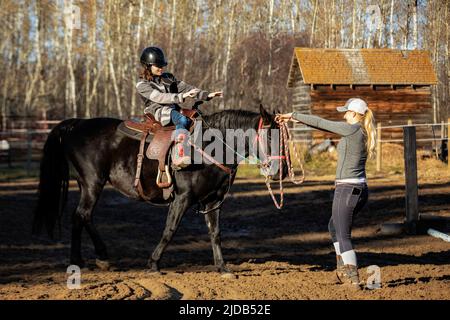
xmin=123 ymin=109 xmax=198 ymax=201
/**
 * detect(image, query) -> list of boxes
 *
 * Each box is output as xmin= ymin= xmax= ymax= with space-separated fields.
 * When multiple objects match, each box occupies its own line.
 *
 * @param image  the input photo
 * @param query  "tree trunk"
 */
xmin=24 ymin=1 xmax=42 ymax=115
xmin=331 ymin=0 xmax=336 ymax=48
xmin=310 ymin=0 xmax=319 ymax=46
xmin=432 ymin=2 xmax=442 ymax=122
xmin=289 ymin=0 xmax=296 ymax=34
xmin=105 ymin=1 xmax=122 ymax=117
xmin=131 ymin=0 xmax=144 ymax=116
xmin=352 ymin=0 xmax=357 ymax=48
xmin=389 ymin=0 xmax=395 ymax=47
xmin=268 ymin=0 xmax=274 ymax=76
xmin=412 ymin=0 xmax=418 ymax=49
xmin=340 ymin=0 xmax=345 ymax=47
xmin=377 ymin=0 xmax=386 ymax=47
xmin=222 ymin=0 xmax=236 ymax=109
xmin=446 ymin=2 xmax=449 ymax=119
xmin=182 ymin=1 xmax=199 ymax=80
xmin=169 ymin=0 xmax=177 ymax=54
xmin=85 ymin=0 xmax=97 ymax=118
xmin=63 ymin=0 xmax=77 ymax=118
xmin=403 ymin=2 xmax=411 ymax=49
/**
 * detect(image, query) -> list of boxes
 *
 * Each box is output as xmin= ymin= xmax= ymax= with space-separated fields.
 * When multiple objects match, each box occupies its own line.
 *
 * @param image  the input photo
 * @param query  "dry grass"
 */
xmin=237 ymin=142 xmax=449 ymax=182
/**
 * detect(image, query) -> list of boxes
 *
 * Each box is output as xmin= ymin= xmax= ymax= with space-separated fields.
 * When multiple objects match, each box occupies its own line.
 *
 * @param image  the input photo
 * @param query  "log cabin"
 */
xmin=287 ymin=48 xmax=438 ymax=147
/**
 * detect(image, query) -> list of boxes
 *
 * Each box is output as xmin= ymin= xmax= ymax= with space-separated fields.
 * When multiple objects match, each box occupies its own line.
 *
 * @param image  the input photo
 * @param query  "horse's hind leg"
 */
xmin=70 ymin=180 xmax=108 ymax=268
xmin=147 ymin=194 xmax=191 ymax=273
xmin=204 ymin=206 xmax=233 ymax=275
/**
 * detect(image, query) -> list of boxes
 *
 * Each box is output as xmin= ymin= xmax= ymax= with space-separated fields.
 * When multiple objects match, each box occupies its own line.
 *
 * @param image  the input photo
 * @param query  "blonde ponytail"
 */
xmin=362 ymin=108 xmax=377 ymax=159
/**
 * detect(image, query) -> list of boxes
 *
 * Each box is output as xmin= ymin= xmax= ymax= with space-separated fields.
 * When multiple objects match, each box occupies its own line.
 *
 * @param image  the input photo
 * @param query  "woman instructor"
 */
xmin=276 ymin=98 xmax=377 ymax=287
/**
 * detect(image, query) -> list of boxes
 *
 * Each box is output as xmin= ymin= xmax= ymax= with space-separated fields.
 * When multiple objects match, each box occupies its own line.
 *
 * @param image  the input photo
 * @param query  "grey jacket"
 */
xmin=136 ymin=72 xmax=210 ymax=126
xmin=292 ymin=112 xmax=368 ymax=180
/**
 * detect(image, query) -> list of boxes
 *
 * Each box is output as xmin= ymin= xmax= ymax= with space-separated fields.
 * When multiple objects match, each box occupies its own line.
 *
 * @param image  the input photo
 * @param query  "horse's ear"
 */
xmin=259 ymin=104 xmax=271 ymax=125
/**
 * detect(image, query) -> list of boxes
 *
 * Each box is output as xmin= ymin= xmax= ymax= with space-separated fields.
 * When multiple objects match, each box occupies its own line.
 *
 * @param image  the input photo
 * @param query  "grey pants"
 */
xmin=328 ymin=183 xmax=369 ymax=253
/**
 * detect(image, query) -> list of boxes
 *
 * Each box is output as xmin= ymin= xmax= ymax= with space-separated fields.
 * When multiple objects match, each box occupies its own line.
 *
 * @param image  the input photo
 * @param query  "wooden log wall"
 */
xmin=291 ymin=76 xmax=312 ymax=144
xmin=291 ymin=78 xmax=435 ymax=148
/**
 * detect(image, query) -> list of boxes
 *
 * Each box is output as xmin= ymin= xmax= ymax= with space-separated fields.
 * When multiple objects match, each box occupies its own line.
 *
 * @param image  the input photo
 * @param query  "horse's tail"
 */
xmin=32 ymin=119 xmax=80 ymax=239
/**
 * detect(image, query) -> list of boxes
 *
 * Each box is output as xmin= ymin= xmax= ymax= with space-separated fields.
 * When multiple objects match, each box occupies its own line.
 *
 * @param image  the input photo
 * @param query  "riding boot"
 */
xmin=335 ymin=255 xmax=345 ymax=283
xmin=172 ymin=133 xmax=191 ymax=169
xmin=341 ymin=264 xmax=362 ymax=289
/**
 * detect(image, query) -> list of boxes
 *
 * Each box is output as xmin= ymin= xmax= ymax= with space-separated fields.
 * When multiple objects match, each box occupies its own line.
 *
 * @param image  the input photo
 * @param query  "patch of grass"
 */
xmin=303 ymin=152 xmax=337 ymax=176
xmin=236 ymin=142 xmax=449 ymax=183
xmin=236 ymin=163 xmax=262 ymax=179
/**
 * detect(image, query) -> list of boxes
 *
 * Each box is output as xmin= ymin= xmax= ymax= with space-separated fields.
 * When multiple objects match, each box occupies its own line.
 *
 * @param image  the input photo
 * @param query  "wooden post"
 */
xmin=376 ymin=122 xmax=382 ymax=172
xmin=448 ymin=118 xmax=450 ymax=172
xmin=403 ymin=126 xmax=419 ymax=234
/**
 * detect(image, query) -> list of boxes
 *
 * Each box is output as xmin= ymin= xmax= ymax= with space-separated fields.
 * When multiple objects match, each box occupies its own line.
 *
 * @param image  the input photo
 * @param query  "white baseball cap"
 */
xmin=336 ymin=98 xmax=368 ymax=115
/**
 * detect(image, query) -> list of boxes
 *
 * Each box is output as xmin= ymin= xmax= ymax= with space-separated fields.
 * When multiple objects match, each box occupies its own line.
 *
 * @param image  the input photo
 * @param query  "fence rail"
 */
xmin=290 ymin=122 xmax=450 ymax=131
xmin=0 ymin=119 xmax=449 ymax=176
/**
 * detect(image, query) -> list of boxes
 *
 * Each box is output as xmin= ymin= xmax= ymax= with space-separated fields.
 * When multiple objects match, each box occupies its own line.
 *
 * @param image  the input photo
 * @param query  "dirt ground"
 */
xmin=0 ymin=172 xmax=449 ymax=300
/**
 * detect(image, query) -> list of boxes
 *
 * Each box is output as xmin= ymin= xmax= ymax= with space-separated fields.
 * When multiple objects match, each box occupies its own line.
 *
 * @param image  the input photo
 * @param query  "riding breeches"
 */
xmin=328 ymin=183 xmax=368 ymax=253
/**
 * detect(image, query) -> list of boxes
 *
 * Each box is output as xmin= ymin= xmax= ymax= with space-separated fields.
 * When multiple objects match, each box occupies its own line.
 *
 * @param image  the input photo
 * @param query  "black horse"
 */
xmin=32 ymin=105 xmax=287 ymax=275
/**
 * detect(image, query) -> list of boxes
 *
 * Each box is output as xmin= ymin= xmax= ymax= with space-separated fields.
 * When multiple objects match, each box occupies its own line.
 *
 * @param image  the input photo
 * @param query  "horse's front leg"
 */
xmin=147 ymin=194 xmax=191 ymax=273
xmin=204 ymin=204 xmax=235 ymax=277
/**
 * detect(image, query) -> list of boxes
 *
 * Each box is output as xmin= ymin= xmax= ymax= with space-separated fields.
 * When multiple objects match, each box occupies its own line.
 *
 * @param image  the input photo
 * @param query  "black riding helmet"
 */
xmin=140 ymin=46 xmax=168 ymax=68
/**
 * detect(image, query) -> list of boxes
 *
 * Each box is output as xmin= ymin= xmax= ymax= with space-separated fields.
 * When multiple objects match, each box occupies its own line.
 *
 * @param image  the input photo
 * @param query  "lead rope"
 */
xmin=263 ymin=120 xmax=306 ymax=209
xmin=280 ymin=121 xmax=305 ymax=185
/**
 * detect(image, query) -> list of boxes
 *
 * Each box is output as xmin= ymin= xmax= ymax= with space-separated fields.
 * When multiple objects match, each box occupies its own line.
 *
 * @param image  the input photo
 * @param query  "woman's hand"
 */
xmin=208 ymin=91 xmax=223 ymax=99
xmin=183 ymin=89 xmax=201 ymax=99
xmin=275 ymin=113 xmax=301 ymax=123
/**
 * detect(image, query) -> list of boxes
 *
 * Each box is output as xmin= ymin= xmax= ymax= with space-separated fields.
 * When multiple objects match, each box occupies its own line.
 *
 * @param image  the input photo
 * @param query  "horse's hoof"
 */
xmin=95 ymin=259 xmax=111 ymax=271
xmin=220 ymin=272 xmax=237 ymax=279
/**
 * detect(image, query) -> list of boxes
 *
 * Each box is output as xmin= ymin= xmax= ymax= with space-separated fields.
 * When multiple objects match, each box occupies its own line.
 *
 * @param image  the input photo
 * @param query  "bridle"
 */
xmin=191 ymin=107 xmax=306 ymax=212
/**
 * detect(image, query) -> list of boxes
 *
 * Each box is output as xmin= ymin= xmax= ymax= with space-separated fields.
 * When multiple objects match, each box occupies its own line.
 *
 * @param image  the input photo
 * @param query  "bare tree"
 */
xmin=352 ymin=0 xmax=357 ymax=48
xmin=63 ymin=0 xmax=77 ymax=118
xmin=221 ymin=0 xmax=237 ymax=109
xmin=24 ymin=1 xmax=42 ymax=114
xmin=412 ymin=0 xmax=418 ymax=49
xmin=389 ymin=0 xmax=395 ymax=47
xmin=310 ymin=0 xmax=319 ymax=46
xmin=1 ymin=0 xmax=449 ymax=123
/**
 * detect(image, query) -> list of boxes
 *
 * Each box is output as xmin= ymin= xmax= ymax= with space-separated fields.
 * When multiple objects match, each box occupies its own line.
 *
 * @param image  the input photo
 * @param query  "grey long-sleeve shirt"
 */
xmin=292 ymin=112 xmax=367 ymax=180
xmin=136 ymin=72 xmax=210 ymax=125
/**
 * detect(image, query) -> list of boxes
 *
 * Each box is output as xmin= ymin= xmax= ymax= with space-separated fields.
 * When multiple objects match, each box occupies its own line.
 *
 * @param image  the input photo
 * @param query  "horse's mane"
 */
xmin=201 ymin=109 xmax=260 ymax=131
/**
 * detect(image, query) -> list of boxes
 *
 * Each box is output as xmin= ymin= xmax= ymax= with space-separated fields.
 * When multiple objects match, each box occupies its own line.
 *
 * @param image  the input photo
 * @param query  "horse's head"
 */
xmin=254 ymin=104 xmax=288 ymax=181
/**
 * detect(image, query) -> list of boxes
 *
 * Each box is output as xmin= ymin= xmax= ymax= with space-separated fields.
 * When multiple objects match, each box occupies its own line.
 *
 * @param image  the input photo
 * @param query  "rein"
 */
xmin=254 ymin=118 xmax=305 ymax=209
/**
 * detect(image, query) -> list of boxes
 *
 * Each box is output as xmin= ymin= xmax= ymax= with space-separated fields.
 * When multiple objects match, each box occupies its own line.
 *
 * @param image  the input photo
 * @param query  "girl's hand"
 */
xmin=183 ymin=88 xmax=201 ymax=99
xmin=275 ymin=113 xmax=294 ymax=123
xmin=208 ymin=91 xmax=223 ymax=99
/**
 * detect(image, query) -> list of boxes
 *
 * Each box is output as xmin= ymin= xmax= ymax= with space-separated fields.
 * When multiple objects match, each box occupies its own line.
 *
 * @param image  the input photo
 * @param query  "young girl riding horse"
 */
xmin=136 ymin=46 xmax=222 ymax=168
xmin=277 ymin=98 xmax=376 ymax=289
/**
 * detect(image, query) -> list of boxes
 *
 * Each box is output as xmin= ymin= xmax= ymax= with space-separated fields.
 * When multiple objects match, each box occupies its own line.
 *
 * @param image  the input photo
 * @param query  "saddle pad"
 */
xmin=117 ymin=121 xmax=153 ymax=143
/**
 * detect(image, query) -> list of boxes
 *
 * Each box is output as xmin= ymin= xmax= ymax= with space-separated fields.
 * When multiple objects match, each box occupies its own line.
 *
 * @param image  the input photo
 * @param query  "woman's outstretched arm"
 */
xmin=277 ymin=112 xmax=359 ymax=137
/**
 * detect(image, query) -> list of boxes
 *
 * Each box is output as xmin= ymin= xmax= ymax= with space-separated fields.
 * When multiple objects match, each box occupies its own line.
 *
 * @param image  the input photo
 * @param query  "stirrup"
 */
xmin=156 ymin=165 xmax=172 ymax=188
